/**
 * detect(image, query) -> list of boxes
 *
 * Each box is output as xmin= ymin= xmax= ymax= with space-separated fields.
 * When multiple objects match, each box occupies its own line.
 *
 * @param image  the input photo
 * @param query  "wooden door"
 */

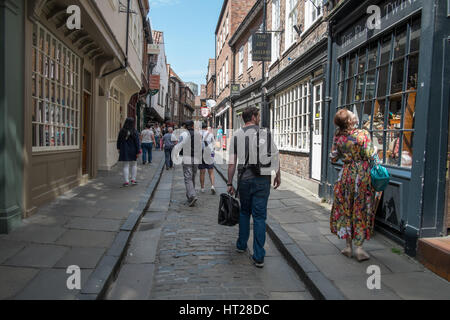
xmin=82 ymin=93 xmax=90 ymax=175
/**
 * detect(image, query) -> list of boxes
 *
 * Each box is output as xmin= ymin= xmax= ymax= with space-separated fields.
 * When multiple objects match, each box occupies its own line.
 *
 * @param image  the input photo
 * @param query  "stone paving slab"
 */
xmin=381 ymin=272 xmax=450 ymax=300
xmin=0 ymin=240 xmax=26 ymax=264
xmin=64 ymin=217 xmax=122 ymax=232
xmin=4 ymin=225 xmax=66 ymax=244
xmin=56 ymin=230 xmax=116 ymax=248
xmin=4 ymin=244 xmax=69 ymax=268
xmin=14 ymin=268 xmax=93 ymax=300
xmin=54 ymin=247 xmax=106 ymax=269
xmin=0 ymin=266 xmax=40 ymax=299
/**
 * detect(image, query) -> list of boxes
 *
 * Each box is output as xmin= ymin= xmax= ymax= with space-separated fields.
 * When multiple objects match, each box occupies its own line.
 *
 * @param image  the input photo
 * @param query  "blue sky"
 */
xmin=148 ymin=0 xmax=222 ymax=92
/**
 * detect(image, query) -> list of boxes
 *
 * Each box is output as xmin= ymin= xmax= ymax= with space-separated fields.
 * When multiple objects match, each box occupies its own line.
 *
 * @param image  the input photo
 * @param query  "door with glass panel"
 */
xmin=311 ymin=83 xmax=323 ymax=181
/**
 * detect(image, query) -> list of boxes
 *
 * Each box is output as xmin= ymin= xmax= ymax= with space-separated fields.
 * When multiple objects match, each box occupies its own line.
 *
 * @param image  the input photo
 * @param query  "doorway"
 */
xmin=82 ymin=92 xmax=90 ymax=175
xmin=311 ymin=82 xmax=323 ymax=181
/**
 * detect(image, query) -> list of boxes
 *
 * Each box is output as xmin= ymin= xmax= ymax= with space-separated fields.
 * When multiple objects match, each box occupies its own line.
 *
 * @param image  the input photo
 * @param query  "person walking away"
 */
xmin=199 ymin=123 xmax=216 ymax=194
xmin=227 ymin=107 xmax=281 ymax=268
xmin=155 ymin=124 xmax=162 ymax=151
xmin=117 ymin=118 xmax=141 ymax=187
xmin=178 ymin=120 xmax=202 ymax=207
xmin=330 ymin=108 xmax=376 ymax=262
xmin=216 ymin=125 xmax=224 ymax=151
xmin=140 ymin=124 xmax=156 ymax=165
xmin=162 ymin=127 xmax=175 ymax=170
xmin=161 ymin=124 xmax=167 ymax=150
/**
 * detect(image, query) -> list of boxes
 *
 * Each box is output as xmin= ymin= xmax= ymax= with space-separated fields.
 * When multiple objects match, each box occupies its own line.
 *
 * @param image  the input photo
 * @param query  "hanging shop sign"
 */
xmin=201 ymin=107 xmax=210 ymax=118
xmin=147 ymin=44 xmax=160 ymax=55
xmin=149 ymin=75 xmax=160 ymax=90
xmin=230 ymin=84 xmax=241 ymax=96
xmin=253 ymin=33 xmax=272 ymax=61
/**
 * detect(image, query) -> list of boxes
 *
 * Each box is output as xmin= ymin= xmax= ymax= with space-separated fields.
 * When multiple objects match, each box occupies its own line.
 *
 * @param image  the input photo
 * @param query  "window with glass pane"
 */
xmin=32 ymin=23 xmax=80 ymax=152
xmin=336 ymin=16 xmax=420 ymax=168
xmin=273 ymin=82 xmax=310 ymax=152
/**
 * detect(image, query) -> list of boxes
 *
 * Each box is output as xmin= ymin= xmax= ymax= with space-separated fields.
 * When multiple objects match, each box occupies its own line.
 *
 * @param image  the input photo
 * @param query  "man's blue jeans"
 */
xmin=142 ymin=143 xmax=153 ymax=163
xmin=237 ymin=177 xmax=271 ymax=262
xmin=164 ymin=147 xmax=173 ymax=169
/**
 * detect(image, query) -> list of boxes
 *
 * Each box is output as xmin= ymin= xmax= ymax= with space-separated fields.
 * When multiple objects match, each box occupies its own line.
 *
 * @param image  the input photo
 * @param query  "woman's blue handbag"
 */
xmin=371 ymin=155 xmax=390 ymax=191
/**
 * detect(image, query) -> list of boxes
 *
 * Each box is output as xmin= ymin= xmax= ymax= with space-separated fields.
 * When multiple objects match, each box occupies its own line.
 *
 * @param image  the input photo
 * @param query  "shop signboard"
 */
xmin=148 ymin=44 xmax=160 ymax=55
xmin=252 ymin=33 xmax=271 ymax=61
xmin=201 ymin=107 xmax=210 ymax=118
xmin=230 ymin=84 xmax=240 ymax=96
xmin=149 ymin=75 xmax=160 ymax=90
xmin=336 ymin=0 xmax=422 ymax=56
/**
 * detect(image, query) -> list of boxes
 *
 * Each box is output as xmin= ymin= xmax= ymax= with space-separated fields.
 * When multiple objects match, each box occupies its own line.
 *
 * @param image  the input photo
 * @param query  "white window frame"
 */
xmin=31 ymin=22 xmax=81 ymax=152
xmin=285 ymin=0 xmax=299 ymax=50
xmin=304 ymin=0 xmax=323 ymax=32
xmin=226 ymin=13 xmax=229 ymax=36
xmin=273 ymin=82 xmax=311 ymax=152
xmin=271 ymin=0 xmax=281 ymax=63
xmin=239 ymin=46 xmax=244 ymax=75
xmin=247 ymin=36 xmax=253 ymax=69
xmin=226 ymin=58 xmax=229 ymax=85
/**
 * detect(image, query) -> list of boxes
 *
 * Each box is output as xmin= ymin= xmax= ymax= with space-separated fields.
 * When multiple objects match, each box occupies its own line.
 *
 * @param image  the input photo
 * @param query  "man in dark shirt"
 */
xmin=227 ymin=107 xmax=281 ymax=268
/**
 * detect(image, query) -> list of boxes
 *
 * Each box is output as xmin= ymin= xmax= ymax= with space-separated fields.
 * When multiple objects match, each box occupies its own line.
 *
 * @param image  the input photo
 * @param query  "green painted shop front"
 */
xmin=320 ymin=0 xmax=450 ymax=256
xmin=0 ymin=0 xmax=25 ymax=233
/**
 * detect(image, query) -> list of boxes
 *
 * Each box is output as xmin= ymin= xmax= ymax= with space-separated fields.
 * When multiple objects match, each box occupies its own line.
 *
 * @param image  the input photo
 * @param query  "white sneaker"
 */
xmin=201 ymin=188 xmax=205 ymax=193
xmin=211 ymin=186 xmax=216 ymax=195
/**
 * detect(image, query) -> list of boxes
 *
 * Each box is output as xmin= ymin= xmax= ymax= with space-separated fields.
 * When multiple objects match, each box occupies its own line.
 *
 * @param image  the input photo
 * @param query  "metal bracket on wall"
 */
xmin=118 ymin=0 xmax=137 ymax=14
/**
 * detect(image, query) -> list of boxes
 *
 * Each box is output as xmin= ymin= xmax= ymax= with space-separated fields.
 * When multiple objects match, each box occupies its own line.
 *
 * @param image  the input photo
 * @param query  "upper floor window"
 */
xmin=239 ymin=46 xmax=244 ymax=75
xmin=272 ymin=0 xmax=281 ymax=62
xmin=285 ymin=0 xmax=299 ymax=49
xmin=226 ymin=13 xmax=229 ymax=35
xmin=305 ymin=0 xmax=323 ymax=30
xmin=226 ymin=58 xmax=229 ymax=85
xmin=248 ymin=36 xmax=253 ymax=69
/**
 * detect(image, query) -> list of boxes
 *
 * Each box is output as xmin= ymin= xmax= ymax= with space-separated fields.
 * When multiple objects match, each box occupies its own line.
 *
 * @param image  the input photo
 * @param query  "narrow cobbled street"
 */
xmin=107 ymin=165 xmax=312 ymax=300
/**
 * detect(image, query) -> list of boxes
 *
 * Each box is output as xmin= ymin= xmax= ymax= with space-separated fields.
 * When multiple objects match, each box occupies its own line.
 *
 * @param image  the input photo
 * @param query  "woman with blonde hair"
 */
xmin=330 ymin=108 xmax=376 ymax=261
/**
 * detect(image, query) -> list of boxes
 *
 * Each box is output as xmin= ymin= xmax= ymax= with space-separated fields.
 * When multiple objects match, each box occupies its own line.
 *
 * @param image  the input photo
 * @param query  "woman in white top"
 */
xmin=140 ymin=124 xmax=156 ymax=164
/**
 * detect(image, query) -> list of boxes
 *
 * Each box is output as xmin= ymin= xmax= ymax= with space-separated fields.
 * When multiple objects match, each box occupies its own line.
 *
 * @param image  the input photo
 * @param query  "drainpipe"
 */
xmin=100 ymin=0 xmax=131 ymax=78
xmin=322 ymin=20 xmax=334 ymax=199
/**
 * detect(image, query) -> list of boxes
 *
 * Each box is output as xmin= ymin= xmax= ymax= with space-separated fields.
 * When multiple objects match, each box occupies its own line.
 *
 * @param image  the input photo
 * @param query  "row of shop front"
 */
xmin=0 ymin=0 xmax=161 ymax=233
xmin=219 ymin=0 xmax=450 ymax=256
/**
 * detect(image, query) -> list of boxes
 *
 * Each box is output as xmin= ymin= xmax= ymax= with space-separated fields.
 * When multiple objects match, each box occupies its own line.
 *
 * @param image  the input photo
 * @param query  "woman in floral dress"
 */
xmin=330 ymin=109 xmax=376 ymax=262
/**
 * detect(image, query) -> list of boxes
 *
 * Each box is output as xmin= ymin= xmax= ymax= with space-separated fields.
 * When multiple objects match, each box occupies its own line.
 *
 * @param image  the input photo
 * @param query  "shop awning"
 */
xmin=216 ymin=105 xmax=230 ymax=117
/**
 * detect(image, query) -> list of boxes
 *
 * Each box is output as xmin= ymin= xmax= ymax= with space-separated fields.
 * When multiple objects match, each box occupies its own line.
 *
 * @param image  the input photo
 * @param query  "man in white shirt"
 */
xmin=140 ymin=124 xmax=156 ymax=164
xmin=199 ymin=122 xmax=216 ymax=194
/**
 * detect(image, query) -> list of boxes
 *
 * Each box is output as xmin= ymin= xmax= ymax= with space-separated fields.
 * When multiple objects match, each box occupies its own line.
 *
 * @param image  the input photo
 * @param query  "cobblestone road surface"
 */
xmin=148 ymin=166 xmax=312 ymax=300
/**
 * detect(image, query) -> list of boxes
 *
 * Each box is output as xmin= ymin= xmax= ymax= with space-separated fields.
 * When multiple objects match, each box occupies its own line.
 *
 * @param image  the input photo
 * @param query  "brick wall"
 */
xmin=266 ymin=0 xmax=328 ymax=79
xmin=216 ymin=0 xmax=257 ymax=109
xmin=232 ymin=10 xmax=265 ymax=88
xmin=280 ymin=152 xmax=310 ymax=178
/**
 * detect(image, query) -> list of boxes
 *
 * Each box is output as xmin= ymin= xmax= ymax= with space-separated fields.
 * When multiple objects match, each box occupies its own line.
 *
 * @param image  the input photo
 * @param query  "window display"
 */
xmin=31 ymin=23 xmax=81 ymax=151
xmin=336 ymin=16 xmax=420 ymax=169
xmin=274 ymin=82 xmax=310 ymax=152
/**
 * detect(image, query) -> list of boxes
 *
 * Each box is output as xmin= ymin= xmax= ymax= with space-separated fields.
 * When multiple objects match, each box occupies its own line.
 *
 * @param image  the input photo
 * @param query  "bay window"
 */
xmin=336 ymin=16 xmax=421 ymax=168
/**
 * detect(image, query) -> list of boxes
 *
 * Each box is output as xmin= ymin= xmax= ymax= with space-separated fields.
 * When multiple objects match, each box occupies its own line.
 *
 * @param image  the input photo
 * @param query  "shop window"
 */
xmin=31 ymin=23 xmax=81 ymax=151
xmin=336 ymin=16 xmax=420 ymax=169
xmin=273 ymin=82 xmax=310 ymax=152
